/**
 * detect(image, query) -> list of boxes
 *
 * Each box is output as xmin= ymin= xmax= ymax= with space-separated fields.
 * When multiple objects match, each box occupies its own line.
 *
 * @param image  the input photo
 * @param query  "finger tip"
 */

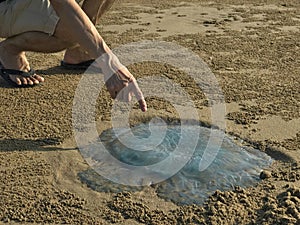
xmin=141 ymin=105 xmax=147 ymax=112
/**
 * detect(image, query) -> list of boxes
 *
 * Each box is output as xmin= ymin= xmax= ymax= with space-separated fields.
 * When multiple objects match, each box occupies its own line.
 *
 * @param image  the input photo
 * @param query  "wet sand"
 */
xmin=0 ymin=0 xmax=299 ymax=224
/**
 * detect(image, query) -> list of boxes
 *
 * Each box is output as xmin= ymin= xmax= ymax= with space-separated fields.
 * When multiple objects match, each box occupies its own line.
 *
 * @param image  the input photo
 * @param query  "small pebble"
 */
xmin=260 ymin=170 xmax=272 ymax=179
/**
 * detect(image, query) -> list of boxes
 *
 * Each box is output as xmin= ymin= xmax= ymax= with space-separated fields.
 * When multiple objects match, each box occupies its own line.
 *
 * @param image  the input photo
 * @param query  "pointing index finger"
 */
xmin=131 ymin=79 xmax=147 ymax=112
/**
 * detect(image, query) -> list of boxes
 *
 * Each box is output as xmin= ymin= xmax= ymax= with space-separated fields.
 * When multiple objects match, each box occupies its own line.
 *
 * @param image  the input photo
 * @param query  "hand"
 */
xmin=99 ymin=54 xmax=147 ymax=112
xmin=106 ymin=68 xmax=147 ymax=112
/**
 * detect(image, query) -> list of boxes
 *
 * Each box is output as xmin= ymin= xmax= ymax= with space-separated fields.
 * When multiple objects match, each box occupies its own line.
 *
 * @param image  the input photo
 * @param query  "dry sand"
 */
xmin=0 ymin=0 xmax=299 ymax=224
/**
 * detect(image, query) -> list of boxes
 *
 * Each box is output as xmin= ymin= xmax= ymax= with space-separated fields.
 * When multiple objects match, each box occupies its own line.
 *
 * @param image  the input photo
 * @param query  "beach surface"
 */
xmin=0 ymin=0 xmax=299 ymax=224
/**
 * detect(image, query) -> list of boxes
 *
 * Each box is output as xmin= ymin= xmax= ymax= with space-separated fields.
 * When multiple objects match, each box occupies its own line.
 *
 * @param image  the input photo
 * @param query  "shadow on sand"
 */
xmin=0 ymin=138 xmax=75 ymax=152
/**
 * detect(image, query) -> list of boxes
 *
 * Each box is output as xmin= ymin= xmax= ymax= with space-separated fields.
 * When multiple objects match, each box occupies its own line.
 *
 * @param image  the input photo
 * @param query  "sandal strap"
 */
xmin=1 ymin=69 xmax=35 ymax=77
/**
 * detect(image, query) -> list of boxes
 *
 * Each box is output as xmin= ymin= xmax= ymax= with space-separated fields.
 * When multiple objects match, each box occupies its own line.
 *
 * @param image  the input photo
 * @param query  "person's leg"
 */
xmin=0 ymin=0 xmax=110 ymax=86
xmin=0 ymin=0 xmax=72 ymax=85
xmin=0 ymin=32 xmax=72 ymax=85
xmin=83 ymin=0 xmax=116 ymax=25
xmin=0 ymin=0 xmax=146 ymax=110
xmin=63 ymin=0 xmax=116 ymax=64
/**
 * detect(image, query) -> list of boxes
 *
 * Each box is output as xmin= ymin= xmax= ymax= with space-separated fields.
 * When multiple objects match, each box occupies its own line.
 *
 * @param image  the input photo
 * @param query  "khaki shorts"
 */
xmin=0 ymin=0 xmax=83 ymax=38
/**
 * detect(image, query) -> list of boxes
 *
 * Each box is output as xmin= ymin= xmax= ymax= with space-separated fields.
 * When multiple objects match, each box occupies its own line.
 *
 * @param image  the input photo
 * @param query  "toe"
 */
xmin=8 ymin=75 xmax=21 ymax=85
xmin=15 ymin=77 xmax=22 ymax=86
xmin=21 ymin=77 xmax=28 ymax=85
xmin=30 ymin=76 xmax=40 ymax=85
xmin=33 ymin=75 xmax=44 ymax=83
xmin=26 ymin=77 xmax=34 ymax=85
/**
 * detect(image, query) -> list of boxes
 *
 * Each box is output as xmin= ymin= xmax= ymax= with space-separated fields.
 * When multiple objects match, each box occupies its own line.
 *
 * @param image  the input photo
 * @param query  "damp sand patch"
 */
xmin=78 ymin=123 xmax=272 ymax=205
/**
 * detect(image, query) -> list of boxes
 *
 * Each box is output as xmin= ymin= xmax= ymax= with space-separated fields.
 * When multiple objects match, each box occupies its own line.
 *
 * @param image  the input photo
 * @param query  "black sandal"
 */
xmin=0 ymin=68 xmax=39 ymax=88
xmin=60 ymin=59 xmax=95 ymax=70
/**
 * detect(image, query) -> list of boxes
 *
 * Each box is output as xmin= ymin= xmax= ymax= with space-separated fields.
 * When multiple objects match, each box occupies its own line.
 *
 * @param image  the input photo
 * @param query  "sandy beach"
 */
xmin=0 ymin=0 xmax=299 ymax=224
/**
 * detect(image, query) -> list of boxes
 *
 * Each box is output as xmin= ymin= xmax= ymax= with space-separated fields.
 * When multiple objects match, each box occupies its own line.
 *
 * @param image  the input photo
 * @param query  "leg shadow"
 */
xmin=0 ymin=138 xmax=73 ymax=152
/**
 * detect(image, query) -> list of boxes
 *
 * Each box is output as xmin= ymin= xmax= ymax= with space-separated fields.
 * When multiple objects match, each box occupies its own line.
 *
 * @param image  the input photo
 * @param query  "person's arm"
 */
xmin=50 ymin=0 xmax=147 ymax=111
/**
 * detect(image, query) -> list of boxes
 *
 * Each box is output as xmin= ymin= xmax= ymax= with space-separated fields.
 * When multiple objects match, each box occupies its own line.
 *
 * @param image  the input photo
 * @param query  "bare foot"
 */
xmin=63 ymin=46 xmax=93 ymax=64
xmin=0 ymin=41 xmax=44 ymax=86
